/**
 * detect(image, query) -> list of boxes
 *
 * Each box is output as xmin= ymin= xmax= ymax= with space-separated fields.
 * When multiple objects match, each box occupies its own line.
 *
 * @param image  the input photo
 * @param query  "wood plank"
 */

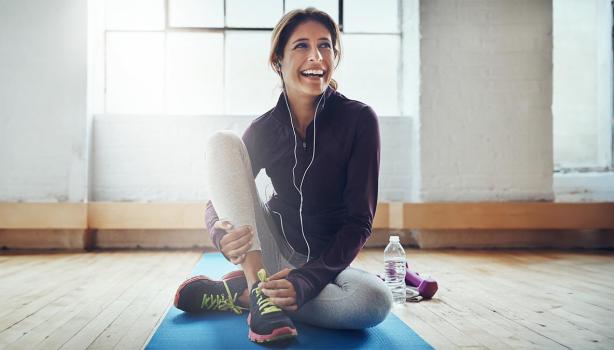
xmin=2 ymin=202 xmax=613 ymax=232
xmin=2 ymin=248 xmax=614 ymax=349
xmin=58 ymin=254 xmax=184 ymax=349
xmin=111 ymin=252 xmax=201 ymax=349
xmin=352 ymin=250 xmax=573 ymax=349
xmin=429 ymin=252 xmax=614 ymax=349
xmin=28 ymin=252 xmax=192 ymax=350
xmin=86 ymin=252 xmax=197 ymax=349
xmin=0 ymin=203 xmax=87 ymax=229
xmin=87 ymin=203 xmax=206 ymax=229
xmin=404 ymin=203 xmax=614 ymax=229
xmin=0 ymin=254 xmax=91 ymax=318
xmin=0 ymin=254 xmax=126 ymax=348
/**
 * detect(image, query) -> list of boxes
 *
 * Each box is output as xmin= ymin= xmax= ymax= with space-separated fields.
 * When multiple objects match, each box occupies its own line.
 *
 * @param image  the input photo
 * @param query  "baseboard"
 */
xmin=0 ymin=229 xmax=86 ymax=250
xmin=1 ymin=202 xmax=613 ymax=250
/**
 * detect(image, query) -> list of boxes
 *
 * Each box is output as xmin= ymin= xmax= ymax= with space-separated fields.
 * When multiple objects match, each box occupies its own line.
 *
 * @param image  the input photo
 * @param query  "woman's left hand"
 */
xmin=260 ymin=268 xmax=298 ymax=311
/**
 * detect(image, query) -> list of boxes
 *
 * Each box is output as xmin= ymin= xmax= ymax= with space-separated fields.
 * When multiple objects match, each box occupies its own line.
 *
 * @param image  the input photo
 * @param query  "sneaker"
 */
xmin=174 ymin=270 xmax=248 ymax=314
xmin=247 ymin=269 xmax=298 ymax=343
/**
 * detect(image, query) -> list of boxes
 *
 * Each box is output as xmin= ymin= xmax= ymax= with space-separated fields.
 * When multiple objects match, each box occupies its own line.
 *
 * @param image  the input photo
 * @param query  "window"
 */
xmin=553 ymin=0 xmax=614 ymax=171
xmin=98 ymin=0 xmax=405 ymax=117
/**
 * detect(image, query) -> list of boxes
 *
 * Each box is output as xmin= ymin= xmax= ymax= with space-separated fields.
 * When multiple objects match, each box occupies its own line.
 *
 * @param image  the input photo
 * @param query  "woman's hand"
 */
xmin=260 ymin=268 xmax=298 ymax=311
xmin=216 ymin=220 xmax=253 ymax=265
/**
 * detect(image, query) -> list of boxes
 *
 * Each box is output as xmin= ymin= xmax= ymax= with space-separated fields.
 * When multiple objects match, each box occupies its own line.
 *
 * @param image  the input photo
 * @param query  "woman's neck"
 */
xmin=286 ymin=90 xmax=319 ymax=137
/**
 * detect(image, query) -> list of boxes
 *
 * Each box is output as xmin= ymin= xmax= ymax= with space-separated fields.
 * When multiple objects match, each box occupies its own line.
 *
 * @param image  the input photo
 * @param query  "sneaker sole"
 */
xmin=247 ymin=313 xmax=298 ymax=343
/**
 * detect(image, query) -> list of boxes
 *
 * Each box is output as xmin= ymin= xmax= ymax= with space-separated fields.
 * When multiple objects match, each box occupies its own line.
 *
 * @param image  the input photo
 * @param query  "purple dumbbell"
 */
xmin=405 ymin=263 xmax=438 ymax=299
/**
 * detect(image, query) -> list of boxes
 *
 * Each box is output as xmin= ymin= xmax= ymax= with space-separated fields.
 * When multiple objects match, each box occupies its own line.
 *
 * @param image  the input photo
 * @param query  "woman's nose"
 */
xmin=308 ymin=46 xmax=323 ymax=62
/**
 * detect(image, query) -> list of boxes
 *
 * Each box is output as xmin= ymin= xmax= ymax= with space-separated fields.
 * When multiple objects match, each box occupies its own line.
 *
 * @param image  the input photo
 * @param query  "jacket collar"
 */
xmin=270 ymin=86 xmax=335 ymax=126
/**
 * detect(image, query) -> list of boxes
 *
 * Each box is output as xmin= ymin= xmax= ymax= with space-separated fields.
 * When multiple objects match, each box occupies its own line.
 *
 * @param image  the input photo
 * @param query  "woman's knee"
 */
xmin=206 ymin=131 xmax=244 ymax=159
xmin=350 ymin=279 xmax=393 ymax=329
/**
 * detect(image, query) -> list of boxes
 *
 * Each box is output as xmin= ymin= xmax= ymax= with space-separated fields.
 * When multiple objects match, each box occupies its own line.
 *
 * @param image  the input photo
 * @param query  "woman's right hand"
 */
xmin=216 ymin=220 xmax=253 ymax=265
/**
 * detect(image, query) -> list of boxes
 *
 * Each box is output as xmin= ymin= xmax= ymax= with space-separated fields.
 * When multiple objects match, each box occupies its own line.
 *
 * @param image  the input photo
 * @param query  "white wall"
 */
xmin=0 ymin=0 xmax=88 ymax=202
xmin=418 ymin=0 xmax=554 ymax=201
xmin=5 ymin=1 xmax=609 ymax=206
xmin=91 ymin=0 xmax=415 ymax=202
xmin=553 ymin=0 xmax=613 ymax=169
xmin=402 ymin=0 xmax=421 ymax=201
xmin=92 ymin=114 xmax=413 ymax=202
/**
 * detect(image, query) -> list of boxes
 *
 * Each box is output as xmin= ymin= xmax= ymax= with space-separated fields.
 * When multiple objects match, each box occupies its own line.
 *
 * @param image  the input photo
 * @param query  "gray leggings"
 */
xmin=205 ymin=130 xmax=392 ymax=329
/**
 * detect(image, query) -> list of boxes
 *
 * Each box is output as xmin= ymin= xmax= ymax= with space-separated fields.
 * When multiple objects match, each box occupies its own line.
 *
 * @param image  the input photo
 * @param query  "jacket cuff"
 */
xmin=286 ymin=272 xmax=311 ymax=309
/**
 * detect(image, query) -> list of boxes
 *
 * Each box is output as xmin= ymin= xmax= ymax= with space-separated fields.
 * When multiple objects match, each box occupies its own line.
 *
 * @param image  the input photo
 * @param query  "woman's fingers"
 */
xmin=223 ymin=232 xmax=252 ymax=251
xmin=267 ymin=268 xmax=291 ymax=280
xmin=261 ymin=277 xmax=297 ymax=310
xmin=229 ymin=254 xmax=246 ymax=265
xmin=219 ymin=225 xmax=253 ymax=262
xmin=226 ymin=242 xmax=252 ymax=260
xmin=213 ymin=220 xmax=233 ymax=231
xmin=269 ymin=297 xmax=297 ymax=310
xmin=220 ymin=225 xmax=251 ymax=245
xmin=262 ymin=287 xmax=292 ymax=298
xmin=261 ymin=279 xmax=292 ymax=290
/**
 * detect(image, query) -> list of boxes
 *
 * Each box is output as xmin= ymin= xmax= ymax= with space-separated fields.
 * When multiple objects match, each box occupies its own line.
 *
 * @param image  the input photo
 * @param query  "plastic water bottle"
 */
xmin=384 ymin=235 xmax=406 ymax=304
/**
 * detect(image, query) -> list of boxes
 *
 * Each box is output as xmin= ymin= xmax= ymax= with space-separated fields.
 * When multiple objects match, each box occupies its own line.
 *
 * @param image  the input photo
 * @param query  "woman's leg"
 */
xmin=205 ymin=130 xmax=268 ymax=289
xmin=205 ymin=131 xmax=300 ymax=341
xmin=287 ymin=267 xmax=393 ymax=329
xmin=204 ymin=131 xmax=289 ymax=286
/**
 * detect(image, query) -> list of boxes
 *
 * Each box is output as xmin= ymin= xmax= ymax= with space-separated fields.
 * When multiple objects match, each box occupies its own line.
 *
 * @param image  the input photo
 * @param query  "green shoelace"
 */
xmin=201 ymin=280 xmax=247 ymax=315
xmin=252 ymin=269 xmax=282 ymax=315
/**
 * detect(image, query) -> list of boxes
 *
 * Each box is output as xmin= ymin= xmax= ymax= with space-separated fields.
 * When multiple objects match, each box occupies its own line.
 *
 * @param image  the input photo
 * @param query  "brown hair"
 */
xmin=269 ymin=7 xmax=342 ymax=90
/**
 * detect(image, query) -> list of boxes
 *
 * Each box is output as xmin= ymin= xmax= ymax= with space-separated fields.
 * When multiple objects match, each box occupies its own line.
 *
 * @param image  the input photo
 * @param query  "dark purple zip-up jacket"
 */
xmin=205 ymin=86 xmax=380 ymax=307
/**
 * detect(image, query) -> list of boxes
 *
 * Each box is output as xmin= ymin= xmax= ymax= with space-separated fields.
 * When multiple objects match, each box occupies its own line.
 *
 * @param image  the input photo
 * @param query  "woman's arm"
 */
xmin=286 ymin=106 xmax=381 ymax=308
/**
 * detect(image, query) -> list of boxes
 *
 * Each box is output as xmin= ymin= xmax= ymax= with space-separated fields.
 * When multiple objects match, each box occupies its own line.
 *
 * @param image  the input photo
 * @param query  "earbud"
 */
xmin=275 ymin=61 xmax=282 ymax=71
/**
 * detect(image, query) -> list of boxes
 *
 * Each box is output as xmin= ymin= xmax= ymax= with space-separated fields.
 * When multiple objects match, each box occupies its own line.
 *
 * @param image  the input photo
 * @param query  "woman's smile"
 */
xmin=299 ymin=68 xmax=327 ymax=83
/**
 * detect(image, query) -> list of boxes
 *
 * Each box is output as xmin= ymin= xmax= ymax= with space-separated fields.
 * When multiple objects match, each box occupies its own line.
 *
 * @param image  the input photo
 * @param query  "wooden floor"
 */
xmin=0 ymin=248 xmax=612 ymax=350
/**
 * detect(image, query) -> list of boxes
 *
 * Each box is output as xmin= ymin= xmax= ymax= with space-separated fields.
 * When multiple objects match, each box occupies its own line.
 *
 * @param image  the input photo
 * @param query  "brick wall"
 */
xmin=92 ymin=114 xmax=413 ymax=202
xmin=419 ymin=0 xmax=554 ymax=201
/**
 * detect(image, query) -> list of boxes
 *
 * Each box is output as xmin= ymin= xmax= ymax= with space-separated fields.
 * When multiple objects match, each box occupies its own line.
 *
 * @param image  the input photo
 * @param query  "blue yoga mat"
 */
xmin=147 ymin=253 xmax=433 ymax=349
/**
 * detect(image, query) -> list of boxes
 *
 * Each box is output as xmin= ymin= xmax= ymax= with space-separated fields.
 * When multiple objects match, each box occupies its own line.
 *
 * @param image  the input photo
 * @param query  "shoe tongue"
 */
xmin=226 ymin=275 xmax=248 ymax=294
xmin=250 ymin=281 xmax=261 ymax=293
xmin=251 ymin=268 xmax=268 ymax=293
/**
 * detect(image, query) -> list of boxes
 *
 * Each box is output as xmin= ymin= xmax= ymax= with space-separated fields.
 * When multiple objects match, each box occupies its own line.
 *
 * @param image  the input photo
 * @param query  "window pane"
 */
xmin=334 ymin=34 xmax=400 ymax=116
xmin=226 ymin=0 xmax=283 ymax=28
xmin=105 ymin=0 xmax=165 ymax=30
xmin=106 ymin=32 xmax=165 ymax=113
xmin=343 ymin=0 xmax=399 ymax=33
xmin=284 ymin=0 xmax=339 ymax=23
xmin=167 ymin=32 xmax=224 ymax=114
xmin=553 ymin=0 xmax=613 ymax=168
xmin=225 ymin=31 xmax=280 ymax=115
xmin=169 ymin=0 xmax=224 ymax=28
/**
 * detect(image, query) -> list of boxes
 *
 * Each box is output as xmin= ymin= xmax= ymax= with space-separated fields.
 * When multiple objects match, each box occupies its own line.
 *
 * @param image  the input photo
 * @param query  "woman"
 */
xmin=174 ymin=8 xmax=392 ymax=343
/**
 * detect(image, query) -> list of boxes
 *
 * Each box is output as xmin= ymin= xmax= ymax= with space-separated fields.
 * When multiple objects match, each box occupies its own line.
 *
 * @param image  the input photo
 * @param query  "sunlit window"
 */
xmin=100 ymin=0 xmax=404 ymax=116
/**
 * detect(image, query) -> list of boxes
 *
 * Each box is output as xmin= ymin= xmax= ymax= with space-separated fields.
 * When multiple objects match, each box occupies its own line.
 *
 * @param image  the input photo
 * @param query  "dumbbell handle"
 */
xmin=405 ymin=269 xmax=438 ymax=299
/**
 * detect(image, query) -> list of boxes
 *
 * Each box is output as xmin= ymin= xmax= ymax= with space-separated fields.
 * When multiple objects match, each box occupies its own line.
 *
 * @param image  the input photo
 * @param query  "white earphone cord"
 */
xmin=282 ymin=90 xmax=325 ymax=264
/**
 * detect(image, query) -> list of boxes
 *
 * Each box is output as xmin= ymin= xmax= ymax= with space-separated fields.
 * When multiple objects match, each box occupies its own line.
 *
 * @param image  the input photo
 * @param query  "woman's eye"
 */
xmin=294 ymin=43 xmax=307 ymax=49
xmin=320 ymin=42 xmax=332 ymax=48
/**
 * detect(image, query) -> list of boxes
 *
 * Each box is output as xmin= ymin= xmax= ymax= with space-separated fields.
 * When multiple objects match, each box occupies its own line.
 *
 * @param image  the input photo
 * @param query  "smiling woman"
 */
xmin=173 ymin=8 xmax=391 ymax=344
xmin=269 ymin=11 xmax=341 ymax=139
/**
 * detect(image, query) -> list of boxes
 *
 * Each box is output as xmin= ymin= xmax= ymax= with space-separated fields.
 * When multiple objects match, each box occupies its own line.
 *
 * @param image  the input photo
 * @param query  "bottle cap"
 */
xmin=389 ymin=235 xmax=400 ymax=242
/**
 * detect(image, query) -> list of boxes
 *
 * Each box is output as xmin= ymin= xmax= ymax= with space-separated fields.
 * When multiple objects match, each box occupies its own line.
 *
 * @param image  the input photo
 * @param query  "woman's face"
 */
xmin=279 ymin=20 xmax=335 ymax=99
